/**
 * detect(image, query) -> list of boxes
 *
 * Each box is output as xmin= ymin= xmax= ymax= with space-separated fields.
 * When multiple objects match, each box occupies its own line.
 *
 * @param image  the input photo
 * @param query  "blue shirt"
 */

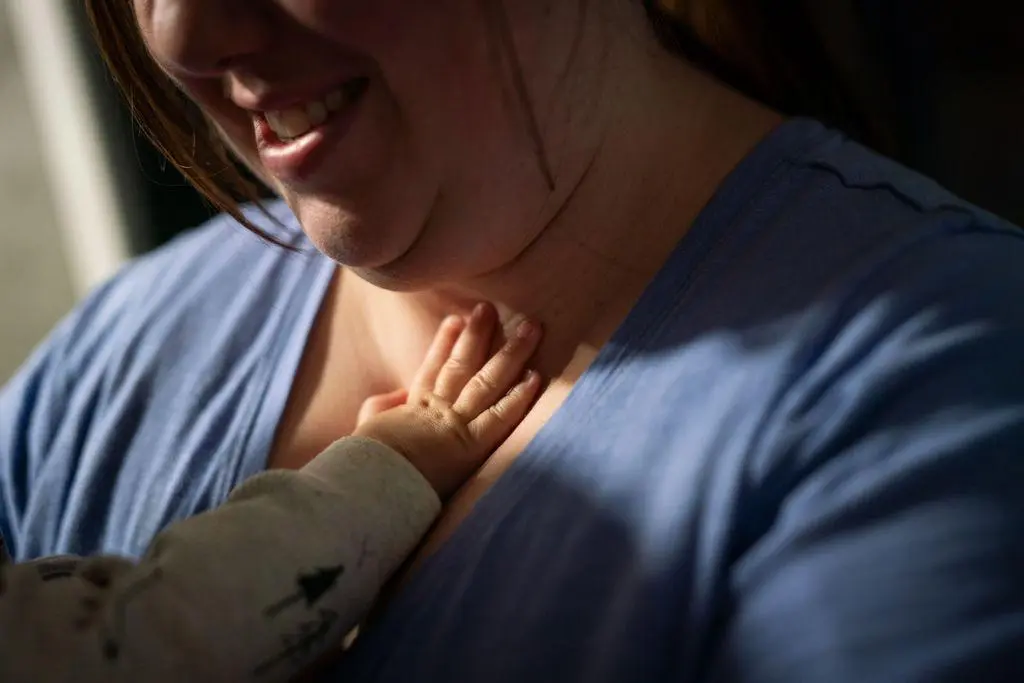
xmin=3 ymin=119 xmax=1024 ymax=682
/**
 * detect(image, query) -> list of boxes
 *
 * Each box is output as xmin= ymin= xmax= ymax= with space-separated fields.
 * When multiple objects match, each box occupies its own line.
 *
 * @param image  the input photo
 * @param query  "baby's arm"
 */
xmin=0 ymin=306 xmax=541 ymax=683
xmin=0 ymin=439 xmax=438 ymax=683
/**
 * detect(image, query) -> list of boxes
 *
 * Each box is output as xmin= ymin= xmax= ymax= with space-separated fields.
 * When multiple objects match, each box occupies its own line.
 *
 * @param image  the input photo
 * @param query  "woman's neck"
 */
xmin=341 ymin=53 xmax=782 ymax=388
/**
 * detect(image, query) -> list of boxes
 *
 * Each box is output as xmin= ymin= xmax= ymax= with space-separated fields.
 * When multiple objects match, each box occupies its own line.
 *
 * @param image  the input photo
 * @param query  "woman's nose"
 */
xmin=143 ymin=0 xmax=273 ymax=77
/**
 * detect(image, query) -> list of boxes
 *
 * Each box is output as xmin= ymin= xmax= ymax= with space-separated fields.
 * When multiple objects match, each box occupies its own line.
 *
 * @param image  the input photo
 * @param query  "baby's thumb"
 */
xmin=356 ymin=389 xmax=408 ymax=426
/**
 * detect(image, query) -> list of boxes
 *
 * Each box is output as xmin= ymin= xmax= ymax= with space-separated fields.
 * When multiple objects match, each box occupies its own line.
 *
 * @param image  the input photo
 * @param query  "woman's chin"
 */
xmin=307 ymin=231 xmax=389 ymax=270
xmin=348 ymin=265 xmax=423 ymax=292
xmin=297 ymin=213 xmax=386 ymax=263
xmin=289 ymin=194 xmax=423 ymax=267
xmin=299 ymin=217 xmax=424 ymax=287
xmin=342 ymin=240 xmax=443 ymax=293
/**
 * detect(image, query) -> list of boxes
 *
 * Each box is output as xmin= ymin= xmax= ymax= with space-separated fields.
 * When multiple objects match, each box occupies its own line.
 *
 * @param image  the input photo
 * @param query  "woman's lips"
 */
xmin=254 ymin=84 xmax=367 ymax=184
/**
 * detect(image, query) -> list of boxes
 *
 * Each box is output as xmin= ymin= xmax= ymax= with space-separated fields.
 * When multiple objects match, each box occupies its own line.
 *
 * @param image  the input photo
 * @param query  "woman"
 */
xmin=3 ymin=1 xmax=1024 ymax=681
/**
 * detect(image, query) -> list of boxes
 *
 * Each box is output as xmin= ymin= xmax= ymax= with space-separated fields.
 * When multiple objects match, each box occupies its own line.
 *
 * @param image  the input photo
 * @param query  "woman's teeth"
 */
xmin=263 ymin=81 xmax=364 ymax=141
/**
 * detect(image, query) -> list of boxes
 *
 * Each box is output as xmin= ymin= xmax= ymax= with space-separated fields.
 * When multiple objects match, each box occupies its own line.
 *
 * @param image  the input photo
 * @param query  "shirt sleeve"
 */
xmin=708 ymin=230 xmax=1024 ymax=683
xmin=0 ymin=436 xmax=441 ymax=683
xmin=0 ymin=298 xmax=84 ymax=561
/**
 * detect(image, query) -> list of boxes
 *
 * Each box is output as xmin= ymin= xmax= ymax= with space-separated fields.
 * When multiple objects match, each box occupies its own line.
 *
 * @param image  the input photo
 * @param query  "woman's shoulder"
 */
xmin=0 ymin=201 xmax=335 ymax=557
xmin=640 ymin=117 xmax=1024 ymax=502
xmin=31 ymin=201 xmax=326 ymax=377
xmin=112 ymin=200 xmax=318 ymax=305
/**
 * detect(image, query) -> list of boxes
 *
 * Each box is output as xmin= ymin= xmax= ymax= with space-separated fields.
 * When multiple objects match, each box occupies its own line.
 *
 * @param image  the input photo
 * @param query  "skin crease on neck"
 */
xmin=136 ymin=0 xmax=781 ymax=553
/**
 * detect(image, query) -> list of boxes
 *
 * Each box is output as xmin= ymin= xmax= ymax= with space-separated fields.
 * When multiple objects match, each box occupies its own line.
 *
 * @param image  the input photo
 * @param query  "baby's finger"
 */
xmin=453 ymin=317 xmax=541 ymax=418
xmin=468 ymin=370 xmax=542 ymax=447
xmin=410 ymin=316 xmax=465 ymax=398
xmin=356 ymin=389 xmax=408 ymax=426
xmin=433 ymin=303 xmax=497 ymax=402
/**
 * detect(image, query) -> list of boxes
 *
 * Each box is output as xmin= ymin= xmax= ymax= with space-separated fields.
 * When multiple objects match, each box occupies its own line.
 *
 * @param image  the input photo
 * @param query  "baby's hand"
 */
xmin=354 ymin=304 xmax=542 ymax=499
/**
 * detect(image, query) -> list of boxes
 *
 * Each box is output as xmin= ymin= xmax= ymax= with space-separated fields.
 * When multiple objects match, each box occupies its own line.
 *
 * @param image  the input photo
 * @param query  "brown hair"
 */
xmin=84 ymin=1 xmax=883 ymax=239
xmin=85 ymin=0 xmax=275 ymax=238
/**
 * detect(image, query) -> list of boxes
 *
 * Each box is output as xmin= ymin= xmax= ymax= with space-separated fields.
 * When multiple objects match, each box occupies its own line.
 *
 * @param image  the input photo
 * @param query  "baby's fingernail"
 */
xmin=516 ymin=318 xmax=538 ymax=339
xmin=523 ymin=370 xmax=540 ymax=386
xmin=472 ymin=303 xmax=488 ymax=320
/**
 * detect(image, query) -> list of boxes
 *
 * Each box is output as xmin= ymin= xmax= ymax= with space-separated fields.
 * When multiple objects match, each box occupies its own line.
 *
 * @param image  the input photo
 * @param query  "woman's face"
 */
xmin=133 ymin=0 xmax=608 ymax=288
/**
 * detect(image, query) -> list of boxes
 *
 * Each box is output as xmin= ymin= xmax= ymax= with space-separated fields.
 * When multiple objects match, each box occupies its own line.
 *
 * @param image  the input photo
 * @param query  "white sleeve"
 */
xmin=0 ymin=436 xmax=440 ymax=683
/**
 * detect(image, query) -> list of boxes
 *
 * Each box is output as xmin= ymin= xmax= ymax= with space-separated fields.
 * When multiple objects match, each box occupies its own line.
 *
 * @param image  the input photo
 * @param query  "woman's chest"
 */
xmin=408 ymin=378 xmax=573 ymax=566
xmin=329 ymin=345 xmax=793 ymax=682
xmin=329 ymin=398 xmax=742 ymax=683
xmin=270 ymin=357 xmax=573 ymax=573
xmin=268 ymin=300 xmax=586 ymax=553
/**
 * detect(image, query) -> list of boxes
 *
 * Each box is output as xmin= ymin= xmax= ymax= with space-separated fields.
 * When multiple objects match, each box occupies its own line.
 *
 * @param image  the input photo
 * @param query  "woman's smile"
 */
xmin=253 ymin=77 xmax=371 ymax=183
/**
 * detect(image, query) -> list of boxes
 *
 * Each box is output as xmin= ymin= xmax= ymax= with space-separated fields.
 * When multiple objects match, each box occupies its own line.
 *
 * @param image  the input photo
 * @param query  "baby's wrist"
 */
xmin=350 ymin=426 xmax=408 ymax=463
xmin=349 ymin=427 xmax=444 ymax=496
